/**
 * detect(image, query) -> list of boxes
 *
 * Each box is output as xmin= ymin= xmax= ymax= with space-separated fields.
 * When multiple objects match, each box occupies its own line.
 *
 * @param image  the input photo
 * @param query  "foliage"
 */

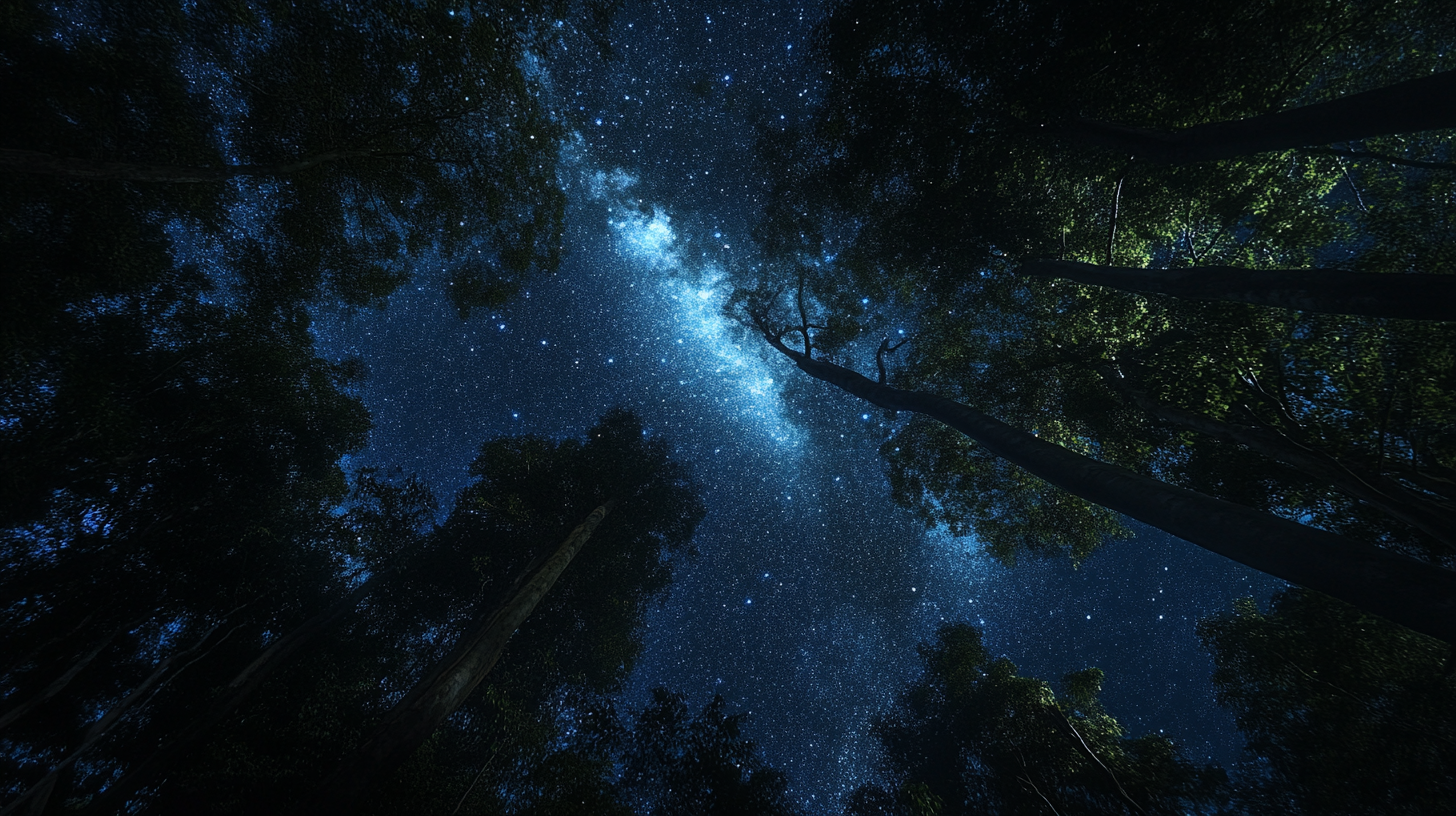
xmin=1200 ymin=588 xmax=1456 ymax=815
xmin=129 ymin=411 xmax=703 ymax=814
xmin=846 ymin=623 xmax=1228 ymax=816
xmin=741 ymin=0 xmax=1456 ymax=566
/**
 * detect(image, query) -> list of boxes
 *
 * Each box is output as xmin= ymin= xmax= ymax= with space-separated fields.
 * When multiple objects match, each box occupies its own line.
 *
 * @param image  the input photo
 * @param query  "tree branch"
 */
xmin=876 ymin=337 xmax=908 ymax=385
xmin=0 ymin=147 xmax=436 ymax=183
xmin=748 ymin=320 xmax=1456 ymax=643
xmin=1020 ymin=260 xmax=1456 ymax=321
xmin=1301 ymin=146 xmax=1456 ymax=172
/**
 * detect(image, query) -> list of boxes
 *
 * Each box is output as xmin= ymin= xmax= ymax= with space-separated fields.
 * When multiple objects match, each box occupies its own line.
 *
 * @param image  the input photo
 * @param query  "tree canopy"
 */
xmin=846 ymin=622 xmax=1228 ymax=816
xmin=737 ymin=0 xmax=1456 ymax=625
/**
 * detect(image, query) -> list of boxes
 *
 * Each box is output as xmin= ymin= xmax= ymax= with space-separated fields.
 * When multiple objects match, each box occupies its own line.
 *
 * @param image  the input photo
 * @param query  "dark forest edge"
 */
xmin=734 ymin=0 xmax=1456 ymax=808
xmin=3 ymin=0 xmax=1455 ymax=813
xmin=1019 ymin=260 xmax=1456 ymax=321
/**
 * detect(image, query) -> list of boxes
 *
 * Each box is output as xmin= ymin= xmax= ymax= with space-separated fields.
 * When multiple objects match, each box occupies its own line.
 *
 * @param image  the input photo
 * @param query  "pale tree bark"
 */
xmin=749 ymin=315 xmax=1456 ymax=643
xmin=77 ymin=565 xmax=399 ymax=816
xmin=0 ymin=147 xmax=389 ymax=183
xmin=305 ymin=500 xmax=617 ymax=815
xmin=1020 ymin=260 xmax=1456 ymax=321
xmin=1060 ymin=69 xmax=1456 ymax=163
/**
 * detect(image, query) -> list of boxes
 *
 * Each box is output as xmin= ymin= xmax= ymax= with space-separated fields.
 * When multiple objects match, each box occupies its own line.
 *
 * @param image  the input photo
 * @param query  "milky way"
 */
xmin=314 ymin=1 xmax=1282 ymax=810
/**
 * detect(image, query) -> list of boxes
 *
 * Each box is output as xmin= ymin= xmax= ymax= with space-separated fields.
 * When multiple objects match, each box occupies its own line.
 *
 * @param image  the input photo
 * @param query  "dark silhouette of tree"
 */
xmin=308 ymin=502 xmax=618 ymax=814
xmin=1200 ymin=589 xmax=1456 ymax=814
xmin=846 ymin=623 xmax=1227 ymax=816
xmin=743 ymin=0 xmax=1456 ymax=591
xmin=1020 ymin=260 xmax=1456 ymax=321
xmin=87 ymin=412 xmax=703 ymax=815
xmin=1057 ymin=69 xmax=1456 ymax=164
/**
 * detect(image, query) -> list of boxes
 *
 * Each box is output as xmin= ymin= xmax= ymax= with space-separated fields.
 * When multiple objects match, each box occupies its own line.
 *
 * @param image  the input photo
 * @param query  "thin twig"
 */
xmin=1105 ymin=171 xmax=1127 ymax=265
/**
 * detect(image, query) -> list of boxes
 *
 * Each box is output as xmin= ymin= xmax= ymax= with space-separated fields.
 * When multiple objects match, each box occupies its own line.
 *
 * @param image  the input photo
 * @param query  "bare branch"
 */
xmin=1302 ymin=145 xmax=1456 ymax=172
xmin=876 ymin=336 xmax=909 ymax=386
xmin=1050 ymin=706 xmax=1146 ymax=816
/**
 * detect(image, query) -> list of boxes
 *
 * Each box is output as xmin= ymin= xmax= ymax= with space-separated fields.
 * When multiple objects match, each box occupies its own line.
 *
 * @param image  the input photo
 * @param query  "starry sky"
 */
xmin=315 ymin=1 xmax=1283 ymax=810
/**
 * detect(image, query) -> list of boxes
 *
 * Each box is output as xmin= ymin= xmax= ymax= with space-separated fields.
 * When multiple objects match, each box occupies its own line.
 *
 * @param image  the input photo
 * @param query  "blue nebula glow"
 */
xmin=604 ymin=181 xmax=803 ymax=447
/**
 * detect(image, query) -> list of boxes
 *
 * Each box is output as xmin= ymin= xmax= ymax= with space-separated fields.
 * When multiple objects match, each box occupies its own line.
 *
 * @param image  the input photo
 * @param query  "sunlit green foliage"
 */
xmin=744 ymin=0 xmax=1456 ymax=565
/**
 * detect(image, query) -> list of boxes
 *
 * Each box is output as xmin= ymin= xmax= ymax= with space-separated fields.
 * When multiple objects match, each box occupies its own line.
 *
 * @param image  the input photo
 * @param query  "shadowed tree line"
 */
xmin=846 ymin=596 xmax=1455 ymax=816
xmin=737 ymin=0 xmax=1456 ymax=631
xmin=4 ymin=0 xmax=1456 ymax=813
xmin=732 ymin=0 xmax=1456 ymax=811
xmin=0 ymin=1 xmax=758 ymax=812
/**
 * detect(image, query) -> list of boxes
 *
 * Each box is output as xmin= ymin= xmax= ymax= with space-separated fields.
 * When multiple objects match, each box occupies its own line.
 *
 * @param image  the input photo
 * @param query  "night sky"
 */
xmin=315 ymin=2 xmax=1283 ymax=810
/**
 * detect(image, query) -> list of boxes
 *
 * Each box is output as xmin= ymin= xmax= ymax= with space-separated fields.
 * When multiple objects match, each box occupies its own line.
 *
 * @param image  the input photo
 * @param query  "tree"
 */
xmin=0 ymin=0 xmax=579 ymax=326
xmin=102 ymin=411 xmax=699 ymax=815
xmin=1056 ymin=68 xmax=1456 ymax=164
xmin=744 ymin=0 xmax=1456 ymax=584
xmin=1200 ymin=589 xmax=1456 ymax=814
xmin=307 ymin=501 xmax=618 ymax=814
xmin=1019 ymin=260 xmax=1456 ymax=321
xmin=0 ymin=277 xmax=374 ymax=812
xmin=846 ymin=623 xmax=1227 ymax=816
xmin=738 ymin=293 xmax=1456 ymax=642
xmin=614 ymin=689 xmax=801 ymax=816
xmin=55 ymin=472 xmax=438 ymax=815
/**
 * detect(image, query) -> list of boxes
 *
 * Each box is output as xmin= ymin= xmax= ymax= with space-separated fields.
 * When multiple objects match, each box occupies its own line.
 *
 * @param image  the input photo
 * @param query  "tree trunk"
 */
xmin=3 ymin=611 xmax=245 ymax=816
xmin=0 ymin=147 xmax=383 ymax=183
xmin=1117 ymin=383 xmax=1456 ymax=550
xmin=77 ymin=569 xmax=395 ymax=816
xmin=0 ymin=618 xmax=127 ymax=733
xmin=1061 ymin=69 xmax=1456 ymax=163
xmin=1020 ymin=260 xmax=1456 ymax=321
xmin=305 ymin=500 xmax=617 ymax=815
xmin=756 ymin=332 xmax=1456 ymax=643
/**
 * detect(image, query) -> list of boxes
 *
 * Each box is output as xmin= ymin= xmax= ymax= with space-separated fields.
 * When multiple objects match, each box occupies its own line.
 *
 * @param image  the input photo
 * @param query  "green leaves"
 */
xmin=848 ymin=622 xmax=1228 ymax=816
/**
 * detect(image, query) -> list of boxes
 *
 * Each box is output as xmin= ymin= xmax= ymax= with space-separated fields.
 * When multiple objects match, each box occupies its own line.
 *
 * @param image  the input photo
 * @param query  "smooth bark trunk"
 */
xmin=1062 ymin=69 xmax=1456 ymax=163
xmin=0 ymin=147 xmax=382 ymax=183
xmin=77 ymin=570 xmax=394 ymax=816
xmin=1121 ymin=386 xmax=1456 ymax=550
xmin=759 ymin=333 xmax=1456 ymax=643
xmin=1021 ymin=260 xmax=1456 ymax=321
xmin=306 ymin=501 xmax=616 ymax=815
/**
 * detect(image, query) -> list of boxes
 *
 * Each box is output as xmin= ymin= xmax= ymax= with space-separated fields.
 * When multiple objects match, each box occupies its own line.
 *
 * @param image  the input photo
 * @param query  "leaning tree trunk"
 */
xmin=0 ymin=617 xmax=122 ymax=734
xmin=3 ymin=609 xmax=248 ymax=816
xmin=1020 ymin=260 xmax=1456 ymax=322
xmin=1116 ymin=384 xmax=1456 ymax=551
xmin=1060 ymin=69 xmax=1456 ymax=163
xmin=305 ymin=500 xmax=617 ymax=815
xmin=756 ymin=332 xmax=1456 ymax=643
xmin=77 ymin=568 xmax=399 ymax=816
xmin=0 ymin=147 xmax=383 ymax=183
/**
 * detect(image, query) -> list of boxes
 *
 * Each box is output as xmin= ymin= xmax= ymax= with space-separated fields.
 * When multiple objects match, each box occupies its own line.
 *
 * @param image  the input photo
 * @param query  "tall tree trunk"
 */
xmin=1020 ymin=260 xmax=1456 ymax=321
xmin=305 ymin=500 xmax=617 ymax=815
xmin=3 ymin=610 xmax=246 ymax=816
xmin=1115 ymin=382 xmax=1456 ymax=550
xmin=1060 ymin=69 xmax=1456 ymax=163
xmin=0 ymin=147 xmax=385 ymax=183
xmin=77 ymin=569 xmax=396 ymax=816
xmin=0 ymin=617 xmax=129 ymax=733
xmin=752 ymin=328 xmax=1456 ymax=643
